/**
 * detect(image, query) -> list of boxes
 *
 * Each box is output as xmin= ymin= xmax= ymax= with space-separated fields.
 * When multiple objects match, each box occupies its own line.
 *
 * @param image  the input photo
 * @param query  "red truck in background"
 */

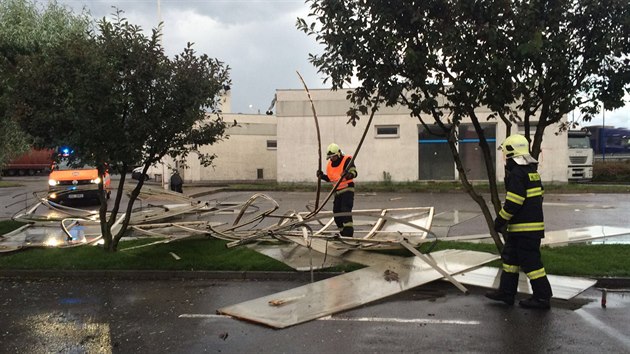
xmin=1 ymin=148 xmax=54 ymax=176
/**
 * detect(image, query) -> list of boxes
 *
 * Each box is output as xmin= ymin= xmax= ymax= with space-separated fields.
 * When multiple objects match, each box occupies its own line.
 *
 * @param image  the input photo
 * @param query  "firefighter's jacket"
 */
xmin=497 ymin=162 xmax=545 ymax=237
xmin=322 ymin=155 xmax=357 ymax=193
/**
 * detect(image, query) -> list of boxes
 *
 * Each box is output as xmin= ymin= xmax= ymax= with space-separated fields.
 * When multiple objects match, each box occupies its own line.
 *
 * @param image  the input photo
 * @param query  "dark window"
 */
xmin=375 ymin=125 xmax=399 ymax=138
xmin=418 ymin=126 xmax=454 ymax=180
xmin=267 ymin=140 xmax=277 ymax=150
xmin=257 ymin=169 xmax=264 ymax=179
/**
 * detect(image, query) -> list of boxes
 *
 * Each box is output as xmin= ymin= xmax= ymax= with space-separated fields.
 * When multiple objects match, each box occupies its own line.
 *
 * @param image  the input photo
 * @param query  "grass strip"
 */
xmin=219 ymin=181 xmax=630 ymax=194
xmin=1 ymin=222 xmax=629 ymax=278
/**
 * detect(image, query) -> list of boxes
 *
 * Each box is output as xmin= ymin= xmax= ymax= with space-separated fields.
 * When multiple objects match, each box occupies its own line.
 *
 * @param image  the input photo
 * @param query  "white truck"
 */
xmin=567 ymin=130 xmax=594 ymax=181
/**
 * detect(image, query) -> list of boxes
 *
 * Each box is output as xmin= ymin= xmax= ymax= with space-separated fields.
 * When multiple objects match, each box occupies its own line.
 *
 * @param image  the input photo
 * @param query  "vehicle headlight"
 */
xmin=48 ymin=179 xmax=58 ymax=186
xmin=91 ymin=177 xmax=101 ymax=184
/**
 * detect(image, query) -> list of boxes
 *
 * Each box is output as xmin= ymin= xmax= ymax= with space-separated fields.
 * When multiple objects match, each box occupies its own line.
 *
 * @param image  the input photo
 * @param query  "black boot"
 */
xmin=485 ymin=290 xmax=515 ymax=305
xmin=520 ymin=276 xmax=552 ymax=309
xmin=485 ymin=271 xmax=519 ymax=305
xmin=519 ymin=297 xmax=550 ymax=310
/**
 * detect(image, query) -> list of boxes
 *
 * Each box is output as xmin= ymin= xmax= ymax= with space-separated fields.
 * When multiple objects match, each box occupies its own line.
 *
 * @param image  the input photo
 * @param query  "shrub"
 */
xmin=593 ymin=160 xmax=630 ymax=183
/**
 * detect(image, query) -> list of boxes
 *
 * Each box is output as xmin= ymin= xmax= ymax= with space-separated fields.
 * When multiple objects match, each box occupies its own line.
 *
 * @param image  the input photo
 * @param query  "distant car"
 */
xmin=131 ymin=167 xmax=151 ymax=181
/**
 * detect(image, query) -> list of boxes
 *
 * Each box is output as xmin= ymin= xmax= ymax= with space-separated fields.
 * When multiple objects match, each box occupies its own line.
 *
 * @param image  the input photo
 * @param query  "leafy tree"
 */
xmin=298 ymin=0 xmax=630 ymax=250
xmin=10 ymin=11 xmax=231 ymax=251
xmin=0 ymin=0 xmax=90 ymax=174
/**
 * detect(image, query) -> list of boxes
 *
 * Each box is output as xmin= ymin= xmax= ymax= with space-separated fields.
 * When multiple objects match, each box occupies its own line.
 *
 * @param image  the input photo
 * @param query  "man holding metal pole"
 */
xmin=316 ymin=143 xmax=357 ymax=237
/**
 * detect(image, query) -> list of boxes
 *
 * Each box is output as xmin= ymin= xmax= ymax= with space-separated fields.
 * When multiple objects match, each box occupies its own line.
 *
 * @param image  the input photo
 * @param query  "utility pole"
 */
xmin=157 ymin=0 xmax=169 ymax=190
xmin=602 ymin=104 xmax=606 ymax=162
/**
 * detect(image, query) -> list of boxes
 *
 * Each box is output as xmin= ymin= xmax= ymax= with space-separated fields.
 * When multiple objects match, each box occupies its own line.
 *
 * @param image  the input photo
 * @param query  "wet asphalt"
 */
xmin=1 ymin=176 xmax=630 ymax=353
xmin=1 ymin=277 xmax=629 ymax=353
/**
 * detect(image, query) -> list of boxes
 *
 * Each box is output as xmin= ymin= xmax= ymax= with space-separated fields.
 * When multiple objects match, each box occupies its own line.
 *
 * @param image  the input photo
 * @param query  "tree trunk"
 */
xmin=447 ymin=128 xmax=504 ymax=251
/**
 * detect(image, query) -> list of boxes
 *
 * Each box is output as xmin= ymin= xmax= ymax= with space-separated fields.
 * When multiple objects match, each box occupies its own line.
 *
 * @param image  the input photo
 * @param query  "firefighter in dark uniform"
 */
xmin=485 ymin=134 xmax=553 ymax=309
xmin=317 ymin=143 xmax=357 ymax=237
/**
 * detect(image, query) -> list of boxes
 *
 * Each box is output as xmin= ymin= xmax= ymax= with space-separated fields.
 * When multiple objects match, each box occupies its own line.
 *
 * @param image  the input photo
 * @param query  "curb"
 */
xmin=592 ymin=277 xmax=630 ymax=289
xmin=1 ymin=270 xmax=629 ymax=289
xmin=0 ymin=269 xmax=343 ymax=282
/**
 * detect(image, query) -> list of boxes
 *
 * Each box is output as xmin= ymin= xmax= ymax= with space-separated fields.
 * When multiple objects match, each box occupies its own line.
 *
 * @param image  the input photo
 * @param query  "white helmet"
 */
xmin=499 ymin=134 xmax=538 ymax=165
xmin=326 ymin=143 xmax=341 ymax=159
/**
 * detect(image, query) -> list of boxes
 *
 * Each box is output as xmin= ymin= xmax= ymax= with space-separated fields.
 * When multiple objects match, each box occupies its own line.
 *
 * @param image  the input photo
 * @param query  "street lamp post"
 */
xmin=157 ymin=0 xmax=169 ymax=189
xmin=602 ymin=104 xmax=606 ymax=162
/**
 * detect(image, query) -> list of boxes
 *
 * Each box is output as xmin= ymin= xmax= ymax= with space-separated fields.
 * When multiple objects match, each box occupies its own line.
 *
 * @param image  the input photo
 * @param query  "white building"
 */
xmin=164 ymin=88 xmax=569 ymax=184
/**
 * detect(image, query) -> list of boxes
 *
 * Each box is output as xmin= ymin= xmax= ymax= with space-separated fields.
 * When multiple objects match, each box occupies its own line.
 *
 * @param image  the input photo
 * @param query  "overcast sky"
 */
xmin=55 ymin=0 xmax=629 ymax=128
xmin=57 ymin=0 xmax=327 ymax=115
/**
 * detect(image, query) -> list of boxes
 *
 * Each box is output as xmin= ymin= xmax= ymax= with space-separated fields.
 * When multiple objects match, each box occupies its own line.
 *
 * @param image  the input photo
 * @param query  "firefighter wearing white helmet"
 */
xmin=486 ymin=134 xmax=553 ymax=309
xmin=499 ymin=133 xmax=539 ymax=165
xmin=316 ymin=143 xmax=357 ymax=237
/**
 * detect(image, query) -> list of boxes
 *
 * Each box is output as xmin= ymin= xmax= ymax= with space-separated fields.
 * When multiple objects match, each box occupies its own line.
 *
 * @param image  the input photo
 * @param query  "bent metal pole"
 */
xmin=296 ymin=71 xmax=322 ymax=209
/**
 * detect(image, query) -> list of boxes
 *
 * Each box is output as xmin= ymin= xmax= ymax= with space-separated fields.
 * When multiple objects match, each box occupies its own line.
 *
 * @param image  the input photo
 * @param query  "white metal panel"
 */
xmin=248 ymin=243 xmax=345 ymax=271
xmin=443 ymin=225 xmax=630 ymax=245
xmin=453 ymin=266 xmax=596 ymax=300
xmin=543 ymin=226 xmax=630 ymax=246
xmin=217 ymin=249 xmax=499 ymax=328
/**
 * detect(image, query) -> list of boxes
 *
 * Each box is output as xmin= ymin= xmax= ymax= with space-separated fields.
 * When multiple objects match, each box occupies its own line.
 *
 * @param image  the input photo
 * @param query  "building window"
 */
xmin=267 ymin=140 xmax=277 ymax=150
xmin=516 ymin=122 xmax=538 ymax=139
xmin=257 ymin=168 xmax=264 ymax=179
xmin=375 ymin=125 xmax=400 ymax=138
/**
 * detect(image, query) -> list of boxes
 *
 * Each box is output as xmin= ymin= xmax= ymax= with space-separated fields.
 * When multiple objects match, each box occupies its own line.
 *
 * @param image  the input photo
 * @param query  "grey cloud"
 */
xmin=55 ymin=0 xmax=327 ymax=113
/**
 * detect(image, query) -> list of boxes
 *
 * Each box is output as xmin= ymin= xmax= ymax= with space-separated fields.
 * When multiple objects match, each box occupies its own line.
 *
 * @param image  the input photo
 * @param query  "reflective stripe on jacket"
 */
xmin=499 ymin=164 xmax=545 ymax=236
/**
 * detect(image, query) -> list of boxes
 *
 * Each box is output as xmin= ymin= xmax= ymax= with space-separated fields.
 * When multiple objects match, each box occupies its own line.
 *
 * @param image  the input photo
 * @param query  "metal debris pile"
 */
xmin=1 ymin=186 xmax=440 ymax=255
xmin=2 ymin=185 xmax=620 ymax=328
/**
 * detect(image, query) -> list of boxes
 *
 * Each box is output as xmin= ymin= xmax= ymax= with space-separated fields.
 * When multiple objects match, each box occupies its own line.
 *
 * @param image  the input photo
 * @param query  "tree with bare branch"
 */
xmin=298 ymin=0 xmax=630 ymax=250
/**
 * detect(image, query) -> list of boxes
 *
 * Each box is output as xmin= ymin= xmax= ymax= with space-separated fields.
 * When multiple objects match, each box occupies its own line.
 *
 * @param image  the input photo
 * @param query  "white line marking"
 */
xmin=544 ymin=202 xmax=614 ymax=209
xmin=576 ymin=309 xmax=630 ymax=350
xmin=318 ymin=316 xmax=479 ymax=325
xmin=179 ymin=314 xmax=479 ymax=325
xmin=179 ymin=314 xmax=229 ymax=319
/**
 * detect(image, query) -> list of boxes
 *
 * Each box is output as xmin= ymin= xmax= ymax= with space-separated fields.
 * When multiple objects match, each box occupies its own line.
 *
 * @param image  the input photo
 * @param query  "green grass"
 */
xmin=0 ymin=237 xmax=294 ymax=271
xmin=540 ymin=244 xmax=630 ymax=277
xmin=1 ymin=219 xmax=629 ymax=278
xmin=220 ymin=181 xmax=630 ymax=193
xmin=0 ymin=180 xmax=22 ymax=188
xmin=0 ymin=220 xmax=26 ymax=235
xmin=427 ymin=240 xmax=630 ymax=277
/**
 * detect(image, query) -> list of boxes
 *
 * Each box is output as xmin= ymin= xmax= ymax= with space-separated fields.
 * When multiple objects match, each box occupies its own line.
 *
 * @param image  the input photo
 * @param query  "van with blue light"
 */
xmin=47 ymin=148 xmax=111 ymax=202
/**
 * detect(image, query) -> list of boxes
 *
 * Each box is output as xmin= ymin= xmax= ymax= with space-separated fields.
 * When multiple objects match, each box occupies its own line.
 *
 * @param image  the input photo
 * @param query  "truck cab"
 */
xmin=567 ymin=130 xmax=594 ymax=181
xmin=48 ymin=158 xmax=111 ymax=202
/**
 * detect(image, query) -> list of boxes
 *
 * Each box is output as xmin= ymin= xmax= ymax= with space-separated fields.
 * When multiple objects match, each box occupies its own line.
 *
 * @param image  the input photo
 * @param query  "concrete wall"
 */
xmin=154 ymin=88 xmax=569 ymax=184
xmin=276 ymin=89 xmax=568 ymax=183
xmin=150 ymin=113 xmax=277 ymax=183
xmin=196 ymin=114 xmax=277 ymax=181
xmin=496 ymin=123 xmax=569 ymax=182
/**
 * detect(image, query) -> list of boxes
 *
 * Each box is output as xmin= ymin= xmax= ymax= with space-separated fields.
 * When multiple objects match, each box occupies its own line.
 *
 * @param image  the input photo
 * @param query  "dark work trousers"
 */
xmin=333 ymin=190 xmax=354 ymax=237
xmin=500 ymin=233 xmax=553 ymax=300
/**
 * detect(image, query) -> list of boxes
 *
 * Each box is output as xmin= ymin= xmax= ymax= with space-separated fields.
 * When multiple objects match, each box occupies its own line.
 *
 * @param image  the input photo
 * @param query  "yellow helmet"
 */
xmin=499 ymin=134 xmax=530 ymax=159
xmin=327 ymin=143 xmax=341 ymax=159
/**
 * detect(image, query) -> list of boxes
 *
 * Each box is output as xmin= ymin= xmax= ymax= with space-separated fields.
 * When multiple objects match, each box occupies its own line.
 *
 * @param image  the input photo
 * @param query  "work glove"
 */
xmin=494 ymin=217 xmax=507 ymax=233
xmin=316 ymin=170 xmax=324 ymax=178
xmin=343 ymin=171 xmax=354 ymax=180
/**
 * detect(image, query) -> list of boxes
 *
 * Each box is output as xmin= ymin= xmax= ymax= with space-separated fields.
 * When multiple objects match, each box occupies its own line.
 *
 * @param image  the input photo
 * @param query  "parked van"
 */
xmin=48 ymin=159 xmax=111 ymax=202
